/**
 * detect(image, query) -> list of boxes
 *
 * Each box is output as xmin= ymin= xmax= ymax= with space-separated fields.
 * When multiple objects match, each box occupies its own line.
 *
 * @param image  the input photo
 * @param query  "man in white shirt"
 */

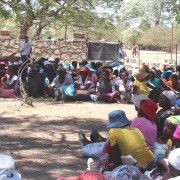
xmin=20 ymin=36 xmax=32 ymax=63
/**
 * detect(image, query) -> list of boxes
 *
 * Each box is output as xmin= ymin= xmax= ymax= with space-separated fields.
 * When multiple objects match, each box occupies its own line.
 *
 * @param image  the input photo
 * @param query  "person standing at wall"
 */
xmin=19 ymin=35 xmax=32 ymax=82
xmin=20 ymin=35 xmax=32 ymax=63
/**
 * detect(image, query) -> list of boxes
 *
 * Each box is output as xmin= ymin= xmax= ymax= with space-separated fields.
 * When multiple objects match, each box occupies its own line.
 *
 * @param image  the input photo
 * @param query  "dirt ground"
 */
xmin=0 ymin=98 xmax=136 ymax=180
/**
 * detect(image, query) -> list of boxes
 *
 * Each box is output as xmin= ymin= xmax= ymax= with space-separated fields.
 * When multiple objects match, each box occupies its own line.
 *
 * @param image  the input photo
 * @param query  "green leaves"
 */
xmin=0 ymin=0 xmax=123 ymax=37
xmin=166 ymin=0 xmax=180 ymax=23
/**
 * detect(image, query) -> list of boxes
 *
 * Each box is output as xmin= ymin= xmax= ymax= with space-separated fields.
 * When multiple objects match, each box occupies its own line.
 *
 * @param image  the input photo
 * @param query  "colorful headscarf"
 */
xmin=140 ymin=99 xmax=158 ymax=120
xmin=168 ymin=148 xmax=180 ymax=170
xmin=169 ymin=116 xmax=180 ymax=126
xmin=78 ymin=67 xmax=91 ymax=76
xmin=174 ymin=124 xmax=180 ymax=139
xmin=162 ymin=90 xmax=177 ymax=106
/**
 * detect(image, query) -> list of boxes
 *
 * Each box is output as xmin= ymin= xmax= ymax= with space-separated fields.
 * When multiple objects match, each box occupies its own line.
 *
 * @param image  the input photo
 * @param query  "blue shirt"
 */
xmin=148 ymin=77 xmax=161 ymax=88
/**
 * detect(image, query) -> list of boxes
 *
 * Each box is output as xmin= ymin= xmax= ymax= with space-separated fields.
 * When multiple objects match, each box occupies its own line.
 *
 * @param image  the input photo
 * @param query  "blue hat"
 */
xmin=175 ymin=99 xmax=180 ymax=107
xmin=64 ymin=62 xmax=70 ymax=67
xmin=162 ymin=70 xmax=172 ymax=78
xmin=96 ymin=67 xmax=103 ymax=74
xmin=85 ymin=64 xmax=96 ymax=72
xmin=107 ymin=110 xmax=130 ymax=129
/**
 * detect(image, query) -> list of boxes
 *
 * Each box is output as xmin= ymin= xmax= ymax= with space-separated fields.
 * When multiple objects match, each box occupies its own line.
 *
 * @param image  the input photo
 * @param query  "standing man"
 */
xmin=20 ymin=36 xmax=32 ymax=63
xmin=19 ymin=36 xmax=32 ymax=82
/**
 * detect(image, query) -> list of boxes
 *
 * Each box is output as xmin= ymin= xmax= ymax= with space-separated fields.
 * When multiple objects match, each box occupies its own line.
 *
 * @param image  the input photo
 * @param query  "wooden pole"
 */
xmin=64 ymin=11 xmax=67 ymax=41
xmin=138 ymin=44 xmax=140 ymax=69
xmin=176 ymin=44 xmax=178 ymax=65
xmin=171 ymin=23 xmax=173 ymax=60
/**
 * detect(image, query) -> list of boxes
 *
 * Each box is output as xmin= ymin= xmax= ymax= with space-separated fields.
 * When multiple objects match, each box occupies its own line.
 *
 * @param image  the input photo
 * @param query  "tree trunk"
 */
xmin=34 ymin=24 xmax=44 ymax=39
xmin=19 ymin=22 xmax=31 ymax=39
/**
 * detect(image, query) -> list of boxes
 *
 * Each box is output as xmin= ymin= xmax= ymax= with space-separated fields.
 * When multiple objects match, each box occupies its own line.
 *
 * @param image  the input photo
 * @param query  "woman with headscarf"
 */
xmin=173 ymin=124 xmax=180 ymax=148
xmin=76 ymin=67 xmax=96 ymax=94
xmin=44 ymin=61 xmax=56 ymax=84
xmin=152 ymin=123 xmax=180 ymax=179
xmin=166 ymin=72 xmax=180 ymax=93
xmin=148 ymin=69 xmax=161 ymax=89
xmin=158 ymin=148 xmax=180 ymax=180
xmin=0 ymin=65 xmax=18 ymax=97
xmin=151 ymin=92 xmax=177 ymax=175
xmin=131 ymin=99 xmax=158 ymax=153
xmin=116 ymin=71 xmax=133 ymax=103
xmin=162 ymin=69 xmax=173 ymax=82
xmin=74 ymin=67 xmax=96 ymax=101
xmin=49 ymin=67 xmax=74 ymax=101
xmin=163 ymin=116 xmax=180 ymax=148
xmin=156 ymin=90 xmax=177 ymax=144
xmin=85 ymin=64 xmax=98 ymax=85
xmin=97 ymin=69 xmax=119 ymax=103
xmin=168 ymin=148 xmax=180 ymax=179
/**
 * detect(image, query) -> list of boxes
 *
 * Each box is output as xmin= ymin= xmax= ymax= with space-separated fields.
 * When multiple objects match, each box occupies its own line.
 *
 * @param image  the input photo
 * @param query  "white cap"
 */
xmin=0 ymin=154 xmax=21 ymax=180
xmin=48 ymin=57 xmax=55 ymax=62
xmin=43 ymin=61 xmax=50 ymax=66
xmin=131 ymin=94 xmax=149 ymax=109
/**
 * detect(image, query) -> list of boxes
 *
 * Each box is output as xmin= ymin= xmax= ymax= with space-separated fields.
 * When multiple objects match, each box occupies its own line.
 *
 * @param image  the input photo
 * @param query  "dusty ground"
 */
xmin=125 ymin=49 xmax=180 ymax=63
xmin=0 ymin=98 xmax=136 ymax=180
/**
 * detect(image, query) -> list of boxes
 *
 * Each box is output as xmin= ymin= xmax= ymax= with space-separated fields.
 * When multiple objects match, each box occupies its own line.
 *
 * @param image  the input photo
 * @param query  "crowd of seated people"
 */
xmin=56 ymin=87 xmax=180 ymax=179
xmin=76 ymin=94 xmax=180 ymax=179
xmin=1 ymin=56 xmax=180 ymax=179
xmin=0 ymin=57 xmax=180 ymax=104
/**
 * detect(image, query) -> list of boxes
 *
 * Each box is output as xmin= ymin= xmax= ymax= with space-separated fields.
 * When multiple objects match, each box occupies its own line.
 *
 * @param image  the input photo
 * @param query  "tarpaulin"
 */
xmin=87 ymin=42 xmax=120 ymax=61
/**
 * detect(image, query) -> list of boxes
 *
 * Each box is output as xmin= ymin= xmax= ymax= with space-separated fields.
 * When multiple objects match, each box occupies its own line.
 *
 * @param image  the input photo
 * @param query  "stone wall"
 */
xmin=0 ymin=38 xmax=87 ymax=62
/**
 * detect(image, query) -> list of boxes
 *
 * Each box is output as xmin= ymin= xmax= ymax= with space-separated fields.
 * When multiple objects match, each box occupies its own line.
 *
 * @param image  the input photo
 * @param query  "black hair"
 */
xmin=90 ymin=62 xmax=96 ymax=69
xmin=7 ymin=65 xmax=15 ymax=73
xmin=57 ymin=67 xmax=67 ymax=75
xmin=103 ymin=69 xmax=110 ymax=76
xmin=156 ymin=70 xmax=162 ymax=75
xmin=113 ymin=69 xmax=119 ymax=77
xmin=95 ymin=62 xmax=102 ymax=68
xmin=72 ymin=61 xmax=77 ymax=66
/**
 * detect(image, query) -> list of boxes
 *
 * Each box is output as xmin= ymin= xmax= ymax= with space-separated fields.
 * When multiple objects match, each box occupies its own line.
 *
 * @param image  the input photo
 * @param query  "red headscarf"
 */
xmin=78 ymin=67 xmax=91 ymax=77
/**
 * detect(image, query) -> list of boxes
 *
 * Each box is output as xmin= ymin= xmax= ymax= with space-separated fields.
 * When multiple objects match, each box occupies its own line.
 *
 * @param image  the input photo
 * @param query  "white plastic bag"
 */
xmin=81 ymin=142 xmax=106 ymax=158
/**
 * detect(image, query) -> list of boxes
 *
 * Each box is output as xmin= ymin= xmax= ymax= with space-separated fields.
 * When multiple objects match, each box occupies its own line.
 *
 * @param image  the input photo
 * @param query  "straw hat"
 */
xmin=134 ymin=68 xmax=148 ymax=80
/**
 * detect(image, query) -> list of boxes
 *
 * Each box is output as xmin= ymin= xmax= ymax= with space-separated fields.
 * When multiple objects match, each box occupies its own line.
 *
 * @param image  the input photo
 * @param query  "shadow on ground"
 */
xmin=0 ymin=114 xmax=107 ymax=180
